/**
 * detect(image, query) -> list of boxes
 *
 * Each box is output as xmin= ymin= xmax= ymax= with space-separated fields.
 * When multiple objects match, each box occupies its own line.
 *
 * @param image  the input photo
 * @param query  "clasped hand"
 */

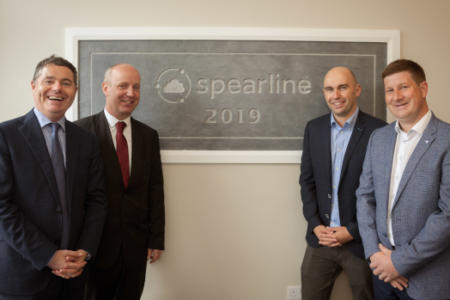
xmin=313 ymin=225 xmax=353 ymax=247
xmin=370 ymin=243 xmax=409 ymax=291
xmin=48 ymin=249 xmax=88 ymax=279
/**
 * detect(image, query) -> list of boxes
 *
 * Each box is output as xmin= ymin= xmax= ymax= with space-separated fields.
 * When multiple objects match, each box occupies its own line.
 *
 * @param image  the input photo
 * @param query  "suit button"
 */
xmin=325 ymin=214 xmax=329 ymax=219
xmin=328 ymin=194 xmax=332 ymax=199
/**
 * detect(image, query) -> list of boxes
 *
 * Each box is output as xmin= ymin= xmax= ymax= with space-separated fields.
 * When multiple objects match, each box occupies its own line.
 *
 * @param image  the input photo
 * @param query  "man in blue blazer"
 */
xmin=300 ymin=66 xmax=386 ymax=300
xmin=0 ymin=55 xmax=107 ymax=299
xmin=357 ymin=59 xmax=450 ymax=300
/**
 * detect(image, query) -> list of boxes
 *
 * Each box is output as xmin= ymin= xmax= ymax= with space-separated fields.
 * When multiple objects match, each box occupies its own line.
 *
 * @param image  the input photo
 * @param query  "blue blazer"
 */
xmin=0 ymin=110 xmax=107 ymax=295
xmin=357 ymin=114 xmax=450 ymax=300
xmin=300 ymin=110 xmax=386 ymax=258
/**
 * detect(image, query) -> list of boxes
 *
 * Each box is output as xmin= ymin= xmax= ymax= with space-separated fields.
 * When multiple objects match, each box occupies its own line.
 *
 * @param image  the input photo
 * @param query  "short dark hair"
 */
xmin=382 ymin=59 xmax=426 ymax=85
xmin=32 ymin=55 xmax=78 ymax=87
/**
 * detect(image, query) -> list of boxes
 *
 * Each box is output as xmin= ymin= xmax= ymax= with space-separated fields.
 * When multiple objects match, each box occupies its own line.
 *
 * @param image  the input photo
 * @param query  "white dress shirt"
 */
xmin=387 ymin=110 xmax=432 ymax=245
xmin=104 ymin=109 xmax=132 ymax=172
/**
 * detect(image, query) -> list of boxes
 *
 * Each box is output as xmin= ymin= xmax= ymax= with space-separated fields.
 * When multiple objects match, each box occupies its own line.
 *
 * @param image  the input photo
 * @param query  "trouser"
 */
xmin=85 ymin=249 xmax=147 ymax=300
xmin=301 ymin=245 xmax=373 ymax=300
xmin=0 ymin=273 xmax=86 ymax=300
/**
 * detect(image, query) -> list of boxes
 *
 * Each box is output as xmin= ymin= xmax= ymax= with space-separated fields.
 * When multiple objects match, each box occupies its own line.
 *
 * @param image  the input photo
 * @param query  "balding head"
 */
xmin=322 ymin=66 xmax=361 ymax=126
xmin=324 ymin=66 xmax=358 ymax=86
xmin=102 ymin=64 xmax=141 ymax=120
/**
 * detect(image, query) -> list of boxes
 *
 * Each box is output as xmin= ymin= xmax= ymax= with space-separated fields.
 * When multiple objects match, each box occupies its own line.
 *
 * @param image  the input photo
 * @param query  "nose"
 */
xmin=333 ymin=89 xmax=341 ymax=98
xmin=126 ymin=86 xmax=135 ymax=97
xmin=393 ymin=88 xmax=403 ymax=100
xmin=51 ymin=81 xmax=62 ymax=91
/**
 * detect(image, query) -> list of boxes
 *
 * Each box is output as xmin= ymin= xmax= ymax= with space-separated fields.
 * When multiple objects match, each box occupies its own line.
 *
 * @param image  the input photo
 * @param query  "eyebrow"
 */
xmin=43 ymin=76 xmax=73 ymax=83
xmin=323 ymin=84 xmax=348 ymax=90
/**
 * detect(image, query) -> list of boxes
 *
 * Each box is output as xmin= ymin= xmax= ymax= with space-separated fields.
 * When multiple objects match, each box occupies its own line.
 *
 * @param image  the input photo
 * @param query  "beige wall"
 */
xmin=1 ymin=0 xmax=450 ymax=299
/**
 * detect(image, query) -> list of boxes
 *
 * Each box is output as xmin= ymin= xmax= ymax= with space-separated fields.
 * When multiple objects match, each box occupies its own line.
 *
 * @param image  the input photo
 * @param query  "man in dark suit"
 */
xmin=0 ymin=55 xmax=107 ymax=299
xmin=299 ymin=66 xmax=386 ymax=300
xmin=76 ymin=63 xmax=165 ymax=300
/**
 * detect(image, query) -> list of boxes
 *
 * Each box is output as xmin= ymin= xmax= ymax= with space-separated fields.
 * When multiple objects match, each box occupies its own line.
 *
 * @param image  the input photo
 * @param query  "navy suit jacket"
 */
xmin=76 ymin=112 xmax=165 ymax=272
xmin=0 ymin=110 xmax=107 ymax=295
xmin=300 ymin=110 xmax=386 ymax=258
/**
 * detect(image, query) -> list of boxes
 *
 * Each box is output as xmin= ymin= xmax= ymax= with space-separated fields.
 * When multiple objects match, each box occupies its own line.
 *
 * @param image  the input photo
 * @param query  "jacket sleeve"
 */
xmin=300 ymin=123 xmax=322 ymax=236
xmin=74 ymin=133 xmax=107 ymax=258
xmin=356 ymin=132 xmax=381 ymax=259
xmin=147 ymin=131 xmax=165 ymax=250
xmin=0 ymin=128 xmax=58 ymax=270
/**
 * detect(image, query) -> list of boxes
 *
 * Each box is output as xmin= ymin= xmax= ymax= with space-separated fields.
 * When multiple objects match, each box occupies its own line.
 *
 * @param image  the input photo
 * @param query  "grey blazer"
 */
xmin=357 ymin=114 xmax=450 ymax=300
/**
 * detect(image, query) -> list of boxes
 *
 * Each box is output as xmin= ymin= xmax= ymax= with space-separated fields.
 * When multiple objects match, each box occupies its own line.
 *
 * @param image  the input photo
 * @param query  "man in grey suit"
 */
xmin=357 ymin=59 xmax=450 ymax=300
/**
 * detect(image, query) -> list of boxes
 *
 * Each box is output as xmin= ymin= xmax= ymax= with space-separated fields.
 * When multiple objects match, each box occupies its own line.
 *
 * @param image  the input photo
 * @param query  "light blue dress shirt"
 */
xmin=329 ymin=108 xmax=358 ymax=227
xmin=33 ymin=108 xmax=67 ymax=165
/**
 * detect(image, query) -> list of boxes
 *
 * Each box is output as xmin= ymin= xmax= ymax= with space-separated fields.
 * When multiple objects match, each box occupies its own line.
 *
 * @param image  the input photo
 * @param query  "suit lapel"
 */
xmin=128 ymin=118 xmax=142 ymax=188
xmin=340 ymin=111 xmax=365 ymax=181
xmin=97 ymin=112 xmax=125 ymax=188
xmin=380 ymin=123 xmax=398 ymax=214
xmin=65 ymin=121 xmax=80 ymax=214
xmin=392 ymin=116 xmax=437 ymax=208
xmin=319 ymin=116 xmax=332 ymax=188
xmin=18 ymin=110 xmax=59 ymax=204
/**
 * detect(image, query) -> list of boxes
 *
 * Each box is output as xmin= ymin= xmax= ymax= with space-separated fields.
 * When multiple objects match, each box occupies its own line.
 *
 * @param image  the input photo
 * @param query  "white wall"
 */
xmin=1 ymin=1 xmax=450 ymax=299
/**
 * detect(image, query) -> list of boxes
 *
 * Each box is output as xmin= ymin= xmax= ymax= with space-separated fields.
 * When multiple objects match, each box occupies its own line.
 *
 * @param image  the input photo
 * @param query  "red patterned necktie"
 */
xmin=116 ymin=121 xmax=129 ymax=188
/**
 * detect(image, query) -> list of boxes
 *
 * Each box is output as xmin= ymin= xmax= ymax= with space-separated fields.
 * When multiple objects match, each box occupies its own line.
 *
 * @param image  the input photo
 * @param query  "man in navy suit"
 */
xmin=0 ymin=55 xmax=107 ymax=299
xmin=76 ymin=64 xmax=165 ymax=300
xmin=300 ymin=66 xmax=386 ymax=300
xmin=357 ymin=59 xmax=450 ymax=300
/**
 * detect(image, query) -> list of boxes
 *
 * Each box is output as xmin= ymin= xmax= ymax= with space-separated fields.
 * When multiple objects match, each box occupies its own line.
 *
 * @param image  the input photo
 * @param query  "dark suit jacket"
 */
xmin=299 ymin=110 xmax=386 ymax=258
xmin=0 ymin=110 xmax=107 ymax=295
xmin=75 ymin=112 xmax=165 ymax=271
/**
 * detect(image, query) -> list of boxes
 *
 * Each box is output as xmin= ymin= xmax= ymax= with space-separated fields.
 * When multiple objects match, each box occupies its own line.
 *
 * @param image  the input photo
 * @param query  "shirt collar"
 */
xmin=33 ymin=107 xmax=66 ymax=131
xmin=330 ymin=107 xmax=359 ymax=129
xmin=394 ymin=110 xmax=432 ymax=136
xmin=103 ymin=108 xmax=131 ymax=129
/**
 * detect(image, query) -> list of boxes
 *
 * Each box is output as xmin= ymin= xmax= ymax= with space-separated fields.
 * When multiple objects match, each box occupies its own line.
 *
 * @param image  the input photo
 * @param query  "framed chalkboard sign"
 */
xmin=65 ymin=27 xmax=399 ymax=163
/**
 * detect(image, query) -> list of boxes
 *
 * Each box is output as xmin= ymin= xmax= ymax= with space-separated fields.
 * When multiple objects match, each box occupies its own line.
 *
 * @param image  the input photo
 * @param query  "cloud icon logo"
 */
xmin=156 ymin=68 xmax=191 ymax=104
xmin=163 ymin=79 xmax=186 ymax=94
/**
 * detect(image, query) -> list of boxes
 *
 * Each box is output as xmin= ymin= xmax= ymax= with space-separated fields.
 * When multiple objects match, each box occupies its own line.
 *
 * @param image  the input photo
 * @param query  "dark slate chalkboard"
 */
xmin=78 ymin=40 xmax=386 ymax=150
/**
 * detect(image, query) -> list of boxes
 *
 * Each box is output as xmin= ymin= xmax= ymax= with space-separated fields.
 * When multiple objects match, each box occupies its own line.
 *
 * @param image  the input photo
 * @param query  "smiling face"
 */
xmin=31 ymin=64 xmax=77 ymax=122
xmin=323 ymin=67 xmax=361 ymax=126
xmin=103 ymin=64 xmax=141 ymax=120
xmin=384 ymin=71 xmax=428 ymax=132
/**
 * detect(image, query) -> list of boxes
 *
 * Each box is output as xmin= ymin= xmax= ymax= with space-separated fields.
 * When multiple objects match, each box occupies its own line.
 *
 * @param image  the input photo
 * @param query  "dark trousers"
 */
xmin=372 ymin=274 xmax=414 ymax=300
xmin=0 ymin=273 xmax=85 ymax=300
xmin=85 ymin=249 xmax=147 ymax=300
xmin=301 ymin=245 xmax=373 ymax=300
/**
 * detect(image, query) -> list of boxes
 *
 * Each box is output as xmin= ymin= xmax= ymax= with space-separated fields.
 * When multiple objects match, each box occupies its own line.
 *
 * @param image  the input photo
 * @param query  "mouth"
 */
xmin=48 ymin=96 xmax=64 ymax=102
xmin=120 ymin=98 xmax=136 ymax=105
xmin=331 ymin=100 xmax=345 ymax=108
xmin=393 ymin=102 xmax=408 ymax=109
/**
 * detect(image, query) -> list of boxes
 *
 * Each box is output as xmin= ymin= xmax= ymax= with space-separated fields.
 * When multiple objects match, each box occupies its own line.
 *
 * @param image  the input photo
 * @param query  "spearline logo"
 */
xmin=155 ymin=68 xmax=312 ymax=103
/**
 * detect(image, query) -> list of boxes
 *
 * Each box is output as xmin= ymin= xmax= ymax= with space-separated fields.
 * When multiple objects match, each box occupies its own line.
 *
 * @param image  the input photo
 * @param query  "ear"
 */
xmin=355 ymin=83 xmax=362 ymax=97
xmin=102 ymin=81 xmax=109 ymax=96
xmin=419 ymin=81 xmax=428 ymax=98
xmin=30 ymin=80 xmax=36 ymax=90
